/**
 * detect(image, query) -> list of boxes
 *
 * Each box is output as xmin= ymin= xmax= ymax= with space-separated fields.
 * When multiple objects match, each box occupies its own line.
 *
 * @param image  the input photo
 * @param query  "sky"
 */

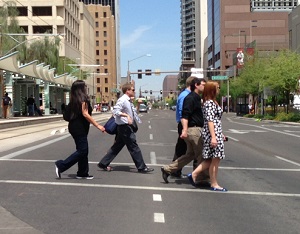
xmin=119 ymin=0 xmax=181 ymax=97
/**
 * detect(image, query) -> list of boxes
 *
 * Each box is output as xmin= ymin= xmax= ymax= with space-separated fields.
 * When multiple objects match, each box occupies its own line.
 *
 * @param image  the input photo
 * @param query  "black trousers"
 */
xmin=100 ymin=124 xmax=146 ymax=170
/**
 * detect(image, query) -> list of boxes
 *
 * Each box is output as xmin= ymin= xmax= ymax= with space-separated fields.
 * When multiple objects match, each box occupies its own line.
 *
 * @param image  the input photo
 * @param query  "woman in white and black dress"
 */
xmin=188 ymin=81 xmax=227 ymax=192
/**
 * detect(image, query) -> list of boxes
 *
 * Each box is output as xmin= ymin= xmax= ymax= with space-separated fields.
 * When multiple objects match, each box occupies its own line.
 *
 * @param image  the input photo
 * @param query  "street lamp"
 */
xmin=67 ymin=64 xmax=102 ymax=80
xmin=127 ymin=54 xmax=151 ymax=83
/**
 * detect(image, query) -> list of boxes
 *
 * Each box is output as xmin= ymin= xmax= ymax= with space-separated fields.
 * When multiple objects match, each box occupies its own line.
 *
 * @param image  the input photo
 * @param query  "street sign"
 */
xmin=191 ymin=68 xmax=204 ymax=78
xmin=212 ymin=75 xmax=228 ymax=80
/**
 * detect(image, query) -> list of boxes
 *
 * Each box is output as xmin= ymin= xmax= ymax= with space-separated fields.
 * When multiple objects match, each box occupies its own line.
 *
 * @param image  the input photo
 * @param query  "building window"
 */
xmin=32 ymin=6 xmax=52 ymax=16
xmin=97 ymin=78 xmax=100 ymax=83
xmin=103 ymin=31 xmax=107 ymax=37
xmin=104 ymin=40 xmax=107 ymax=46
xmin=96 ymin=59 xmax=100 ymax=65
xmin=103 ymin=21 xmax=107 ymax=27
xmin=104 ymin=59 xmax=108 ymax=65
xmin=97 ymin=87 xmax=101 ymax=92
xmin=96 ymin=40 xmax=99 ymax=46
xmin=103 ymin=12 xmax=107 ymax=17
xmin=16 ymin=7 xmax=28 ymax=16
xmin=95 ymin=22 xmax=99 ymax=27
xmin=104 ymin=68 xmax=108 ymax=73
xmin=33 ymin=26 xmax=52 ymax=34
xmin=105 ymin=87 xmax=108 ymax=93
xmin=104 ymin=50 xmax=107 ymax=55
xmin=97 ymin=69 xmax=100 ymax=73
xmin=95 ymin=12 xmax=98 ymax=18
xmin=105 ymin=78 xmax=108 ymax=83
xmin=96 ymin=50 xmax=100 ymax=56
xmin=96 ymin=31 xmax=99 ymax=37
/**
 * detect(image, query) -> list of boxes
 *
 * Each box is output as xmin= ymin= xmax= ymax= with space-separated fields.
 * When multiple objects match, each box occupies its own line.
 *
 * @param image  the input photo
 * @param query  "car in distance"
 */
xmin=139 ymin=104 xmax=148 ymax=113
xmin=101 ymin=105 xmax=109 ymax=112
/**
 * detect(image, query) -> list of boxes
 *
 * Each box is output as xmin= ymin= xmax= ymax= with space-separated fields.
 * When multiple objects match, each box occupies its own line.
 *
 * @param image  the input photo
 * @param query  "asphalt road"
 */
xmin=0 ymin=110 xmax=299 ymax=234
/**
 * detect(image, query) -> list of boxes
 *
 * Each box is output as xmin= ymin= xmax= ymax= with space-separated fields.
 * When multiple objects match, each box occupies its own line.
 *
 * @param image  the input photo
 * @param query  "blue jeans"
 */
xmin=28 ymin=104 xmax=34 ymax=116
xmin=56 ymin=134 xmax=89 ymax=177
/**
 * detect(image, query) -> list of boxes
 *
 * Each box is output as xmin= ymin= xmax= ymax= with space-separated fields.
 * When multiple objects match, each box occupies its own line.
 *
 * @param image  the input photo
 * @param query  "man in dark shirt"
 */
xmin=161 ymin=78 xmax=209 ymax=183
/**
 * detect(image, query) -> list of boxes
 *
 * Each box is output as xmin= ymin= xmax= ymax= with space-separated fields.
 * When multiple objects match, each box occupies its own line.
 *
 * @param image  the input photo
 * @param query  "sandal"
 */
xmin=97 ymin=163 xmax=112 ymax=172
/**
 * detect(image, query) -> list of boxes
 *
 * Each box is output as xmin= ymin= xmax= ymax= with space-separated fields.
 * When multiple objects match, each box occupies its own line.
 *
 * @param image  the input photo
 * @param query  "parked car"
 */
xmin=101 ymin=105 xmax=109 ymax=112
xmin=139 ymin=104 xmax=148 ymax=113
xmin=171 ymin=105 xmax=176 ymax=111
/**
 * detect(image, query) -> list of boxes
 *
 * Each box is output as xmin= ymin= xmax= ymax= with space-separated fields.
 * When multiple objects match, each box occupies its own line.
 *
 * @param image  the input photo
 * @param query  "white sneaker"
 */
xmin=76 ymin=175 xmax=94 ymax=180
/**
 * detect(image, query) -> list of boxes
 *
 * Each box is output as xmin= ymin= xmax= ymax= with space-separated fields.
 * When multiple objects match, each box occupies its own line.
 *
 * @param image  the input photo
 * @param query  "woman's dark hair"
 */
xmin=69 ymin=80 xmax=89 ymax=118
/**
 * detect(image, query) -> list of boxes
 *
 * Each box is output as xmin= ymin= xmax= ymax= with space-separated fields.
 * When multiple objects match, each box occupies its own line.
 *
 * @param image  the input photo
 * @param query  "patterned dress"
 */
xmin=202 ymin=100 xmax=225 ymax=159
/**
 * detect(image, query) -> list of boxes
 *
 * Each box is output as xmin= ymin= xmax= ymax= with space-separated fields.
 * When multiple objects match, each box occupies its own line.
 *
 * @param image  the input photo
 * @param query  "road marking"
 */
xmin=0 ymin=135 xmax=70 ymax=159
xmin=275 ymin=156 xmax=300 ymax=167
xmin=153 ymin=194 xmax=162 ymax=201
xmin=149 ymin=125 xmax=152 ymax=129
xmin=227 ymin=136 xmax=239 ymax=142
xmin=150 ymin=152 xmax=157 ymax=164
xmin=149 ymin=134 xmax=153 ymax=140
xmin=227 ymin=118 xmax=300 ymax=138
xmin=154 ymin=213 xmax=165 ymax=223
xmin=0 ymin=180 xmax=299 ymax=198
xmin=228 ymin=129 xmax=267 ymax=134
xmin=0 ymin=159 xmax=300 ymax=172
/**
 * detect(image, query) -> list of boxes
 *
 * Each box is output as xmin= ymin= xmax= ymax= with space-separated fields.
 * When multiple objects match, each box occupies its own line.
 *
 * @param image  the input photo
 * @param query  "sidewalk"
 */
xmin=0 ymin=206 xmax=44 ymax=234
xmin=0 ymin=111 xmax=107 ymax=130
xmin=0 ymin=115 xmax=63 ymax=130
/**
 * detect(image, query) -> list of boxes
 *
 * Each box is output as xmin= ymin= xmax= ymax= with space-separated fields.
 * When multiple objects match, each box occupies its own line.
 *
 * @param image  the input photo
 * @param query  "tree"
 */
xmin=265 ymin=49 xmax=300 ymax=113
xmin=0 ymin=1 xmax=26 ymax=58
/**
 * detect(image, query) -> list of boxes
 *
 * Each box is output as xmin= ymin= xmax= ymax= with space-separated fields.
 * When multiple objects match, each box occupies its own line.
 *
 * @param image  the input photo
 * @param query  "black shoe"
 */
xmin=170 ymin=171 xmax=182 ymax=178
xmin=138 ymin=167 xmax=154 ymax=173
xmin=161 ymin=167 xmax=170 ymax=183
xmin=55 ymin=162 xmax=61 ymax=179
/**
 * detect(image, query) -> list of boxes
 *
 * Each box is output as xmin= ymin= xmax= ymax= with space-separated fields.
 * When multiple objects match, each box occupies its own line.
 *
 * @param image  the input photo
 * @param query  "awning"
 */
xmin=0 ymin=52 xmax=72 ymax=88
xmin=0 ymin=51 xmax=21 ymax=74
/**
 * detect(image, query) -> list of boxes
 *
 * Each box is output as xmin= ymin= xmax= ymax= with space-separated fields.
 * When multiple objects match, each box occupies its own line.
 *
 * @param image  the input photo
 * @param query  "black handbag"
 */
xmin=104 ymin=116 xmax=118 ymax=135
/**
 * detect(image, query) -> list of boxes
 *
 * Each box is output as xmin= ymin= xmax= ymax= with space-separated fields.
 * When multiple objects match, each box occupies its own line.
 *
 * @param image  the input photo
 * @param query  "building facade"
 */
xmin=208 ymin=0 xmax=298 ymax=73
xmin=85 ymin=4 xmax=118 ymax=106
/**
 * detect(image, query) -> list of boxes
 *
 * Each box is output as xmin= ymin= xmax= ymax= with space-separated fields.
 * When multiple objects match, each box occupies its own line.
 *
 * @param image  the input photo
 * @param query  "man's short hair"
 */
xmin=122 ymin=83 xmax=133 ymax=94
xmin=185 ymin=76 xmax=195 ymax=87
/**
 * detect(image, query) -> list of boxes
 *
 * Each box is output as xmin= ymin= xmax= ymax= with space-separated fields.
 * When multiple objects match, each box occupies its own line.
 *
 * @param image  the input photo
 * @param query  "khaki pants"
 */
xmin=164 ymin=127 xmax=209 ymax=180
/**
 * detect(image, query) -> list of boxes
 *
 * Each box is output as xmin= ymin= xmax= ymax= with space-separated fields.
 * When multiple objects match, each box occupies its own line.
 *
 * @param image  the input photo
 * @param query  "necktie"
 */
xmin=130 ymin=102 xmax=141 ymax=123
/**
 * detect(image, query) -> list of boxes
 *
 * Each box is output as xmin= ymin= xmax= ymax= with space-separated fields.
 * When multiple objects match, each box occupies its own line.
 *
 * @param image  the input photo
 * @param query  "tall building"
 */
xmin=80 ymin=0 xmax=121 ymax=85
xmin=180 ymin=0 xmax=207 ymax=77
xmin=80 ymin=0 xmax=117 ymax=16
xmin=208 ymin=0 xmax=300 ymax=72
xmin=85 ymin=4 xmax=117 ymax=106
xmin=0 ymin=0 xmax=95 ymax=115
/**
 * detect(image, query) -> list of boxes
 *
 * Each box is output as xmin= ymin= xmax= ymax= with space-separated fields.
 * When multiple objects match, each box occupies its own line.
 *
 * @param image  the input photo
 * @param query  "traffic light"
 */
xmin=138 ymin=69 xmax=142 ymax=79
xmin=145 ymin=69 xmax=152 ymax=76
xmin=150 ymin=90 xmax=152 ymax=94
xmin=160 ymin=90 xmax=162 ymax=94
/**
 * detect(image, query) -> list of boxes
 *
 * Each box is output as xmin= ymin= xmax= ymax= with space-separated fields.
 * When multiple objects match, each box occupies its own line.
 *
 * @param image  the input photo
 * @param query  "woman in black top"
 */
xmin=55 ymin=80 xmax=105 ymax=179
